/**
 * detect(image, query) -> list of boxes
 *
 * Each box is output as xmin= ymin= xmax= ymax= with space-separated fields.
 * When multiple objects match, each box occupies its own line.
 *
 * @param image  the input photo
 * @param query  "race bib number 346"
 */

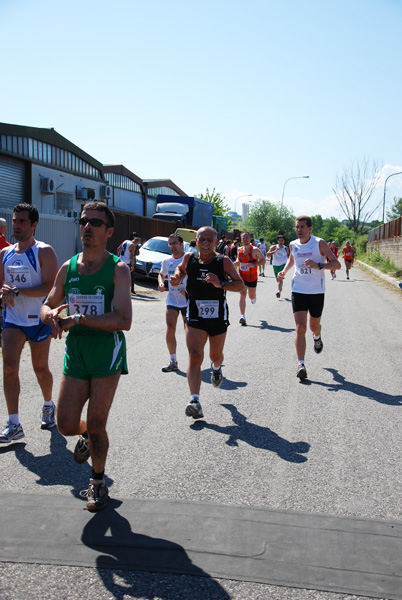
xmin=7 ymin=266 xmax=31 ymax=287
xmin=68 ymin=294 xmax=105 ymax=316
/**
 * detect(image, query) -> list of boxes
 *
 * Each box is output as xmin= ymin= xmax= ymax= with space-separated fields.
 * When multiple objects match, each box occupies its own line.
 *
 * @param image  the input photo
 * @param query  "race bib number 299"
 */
xmin=68 ymin=294 xmax=104 ymax=316
xmin=196 ymin=300 xmax=219 ymax=319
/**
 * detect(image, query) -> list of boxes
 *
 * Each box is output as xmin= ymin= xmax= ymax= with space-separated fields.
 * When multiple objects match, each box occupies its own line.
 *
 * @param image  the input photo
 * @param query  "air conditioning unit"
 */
xmin=41 ymin=178 xmax=55 ymax=194
xmin=100 ymin=185 xmax=111 ymax=198
xmin=76 ymin=187 xmax=88 ymax=200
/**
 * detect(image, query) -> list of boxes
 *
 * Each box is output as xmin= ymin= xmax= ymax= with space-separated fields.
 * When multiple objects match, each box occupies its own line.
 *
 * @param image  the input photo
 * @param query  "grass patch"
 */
xmin=359 ymin=251 xmax=402 ymax=279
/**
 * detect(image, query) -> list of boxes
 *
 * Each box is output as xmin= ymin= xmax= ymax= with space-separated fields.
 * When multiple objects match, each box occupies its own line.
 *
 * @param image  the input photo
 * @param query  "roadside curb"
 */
xmin=356 ymin=260 xmax=402 ymax=290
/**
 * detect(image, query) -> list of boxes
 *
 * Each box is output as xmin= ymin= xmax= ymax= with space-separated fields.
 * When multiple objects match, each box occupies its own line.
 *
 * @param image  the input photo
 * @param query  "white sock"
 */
xmin=251 ymin=298 xmax=256 ymax=304
xmin=170 ymin=354 xmax=177 ymax=362
xmin=313 ymin=334 xmax=321 ymax=340
xmin=191 ymin=394 xmax=199 ymax=402
xmin=43 ymin=400 xmax=53 ymax=407
xmin=241 ymin=314 xmax=246 ymax=320
xmin=212 ymin=362 xmax=221 ymax=371
xmin=298 ymin=361 xmax=305 ymax=366
xmin=9 ymin=414 xmax=19 ymax=425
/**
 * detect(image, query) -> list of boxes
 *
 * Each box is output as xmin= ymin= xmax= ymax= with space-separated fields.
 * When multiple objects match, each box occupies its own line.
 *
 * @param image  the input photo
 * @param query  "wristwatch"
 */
xmin=318 ymin=263 xmax=324 ymax=270
xmin=74 ymin=312 xmax=82 ymax=325
xmin=12 ymin=287 xmax=19 ymax=296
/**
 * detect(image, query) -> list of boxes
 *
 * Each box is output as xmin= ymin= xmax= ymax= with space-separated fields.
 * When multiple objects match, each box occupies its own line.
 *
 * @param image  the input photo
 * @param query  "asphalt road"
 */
xmin=1 ymin=263 xmax=402 ymax=600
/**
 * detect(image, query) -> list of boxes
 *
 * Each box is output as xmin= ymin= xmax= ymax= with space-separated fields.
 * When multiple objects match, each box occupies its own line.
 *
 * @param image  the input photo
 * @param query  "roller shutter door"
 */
xmin=0 ymin=155 xmax=25 ymax=209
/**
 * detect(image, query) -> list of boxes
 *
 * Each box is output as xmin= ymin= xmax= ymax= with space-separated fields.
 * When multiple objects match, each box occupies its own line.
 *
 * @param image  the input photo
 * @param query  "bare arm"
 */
xmin=277 ymin=247 xmax=295 ymax=280
xmin=304 ymin=240 xmax=341 ymax=271
xmin=170 ymin=253 xmax=191 ymax=287
xmin=41 ymin=262 xmax=70 ymax=338
xmin=1 ymin=244 xmax=58 ymax=309
xmin=129 ymin=245 xmax=136 ymax=271
xmin=252 ymin=247 xmax=266 ymax=267
xmin=316 ymin=240 xmax=341 ymax=270
xmin=205 ymin=256 xmax=245 ymax=292
xmin=158 ymin=261 xmax=167 ymax=292
xmin=42 ymin=261 xmax=132 ymax=336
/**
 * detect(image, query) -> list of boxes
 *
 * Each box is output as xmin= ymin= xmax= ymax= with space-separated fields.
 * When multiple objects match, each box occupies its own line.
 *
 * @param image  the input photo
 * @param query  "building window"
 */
xmin=56 ymin=191 xmax=73 ymax=213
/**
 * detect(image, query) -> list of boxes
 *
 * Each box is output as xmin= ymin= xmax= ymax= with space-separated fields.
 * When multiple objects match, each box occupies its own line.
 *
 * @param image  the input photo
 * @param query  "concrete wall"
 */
xmin=31 ymin=164 xmax=107 ymax=215
xmin=367 ymin=237 xmax=402 ymax=269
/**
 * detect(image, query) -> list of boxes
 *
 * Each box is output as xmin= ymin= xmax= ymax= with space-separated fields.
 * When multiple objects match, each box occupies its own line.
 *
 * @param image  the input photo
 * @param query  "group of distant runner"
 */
xmin=0 ymin=202 xmax=356 ymax=511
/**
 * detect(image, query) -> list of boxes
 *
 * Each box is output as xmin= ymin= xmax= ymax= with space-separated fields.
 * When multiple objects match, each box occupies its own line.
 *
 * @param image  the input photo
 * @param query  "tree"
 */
xmin=242 ymin=199 xmax=295 ymax=244
xmin=333 ymin=158 xmax=381 ymax=234
xmin=386 ymin=197 xmax=402 ymax=220
xmin=198 ymin=187 xmax=230 ymax=218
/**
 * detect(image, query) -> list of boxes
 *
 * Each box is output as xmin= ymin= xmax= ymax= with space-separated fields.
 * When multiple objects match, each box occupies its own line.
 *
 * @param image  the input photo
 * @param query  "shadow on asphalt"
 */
xmin=131 ymin=292 xmax=159 ymax=302
xmin=308 ymin=368 xmax=402 ymax=406
xmin=81 ymin=499 xmax=231 ymax=600
xmin=0 ymin=427 xmax=113 ymax=496
xmin=200 ymin=368 xmax=247 ymax=390
xmin=191 ymin=403 xmax=310 ymax=463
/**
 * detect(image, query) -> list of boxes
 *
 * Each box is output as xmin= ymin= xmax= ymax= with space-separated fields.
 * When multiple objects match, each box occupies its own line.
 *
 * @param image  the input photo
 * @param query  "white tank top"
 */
xmin=119 ymin=240 xmax=133 ymax=265
xmin=290 ymin=236 xmax=325 ymax=294
xmin=160 ymin=255 xmax=187 ymax=308
xmin=272 ymin=246 xmax=288 ymax=266
xmin=3 ymin=241 xmax=46 ymax=326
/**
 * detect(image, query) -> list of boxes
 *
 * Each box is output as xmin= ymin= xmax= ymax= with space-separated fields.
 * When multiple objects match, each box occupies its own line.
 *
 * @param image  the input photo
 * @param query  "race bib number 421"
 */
xmin=68 ymin=294 xmax=105 ymax=316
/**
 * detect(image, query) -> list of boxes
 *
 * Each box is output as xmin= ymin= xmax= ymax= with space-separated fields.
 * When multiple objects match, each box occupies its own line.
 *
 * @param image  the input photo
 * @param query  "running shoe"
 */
xmin=399 ymin=282 xmax=402 ymax=290
xmin=74 ymin=435 xmax=90 ymax=464
xmin=185 ymin=399 xmax=204 ymax=419
xmin=347 ymin=275 xmax=349 ymax=280
xmin=211 ymin=363 xmax=223 ymax=388
xmin=251 ymin=298 xmax=256 ymax=304
xmin=41 ymin=403 xmax=56 ymax=430
xmin=276 ymin=291 xmax=281 ymax=298
xmin=0 ymin=421 xmax=25 ymax=444
xmin=80 ymin=479 xmax=109 ymax=511
xmin=313 ymin=336 xmax=323 ymax=354
xmin=162 ymin=360 xmax=178 ymax=372
xmin=239 ymin=317 xmax=247 ymax=326
xmin=297 ymin=364 xmax=307 ymax=380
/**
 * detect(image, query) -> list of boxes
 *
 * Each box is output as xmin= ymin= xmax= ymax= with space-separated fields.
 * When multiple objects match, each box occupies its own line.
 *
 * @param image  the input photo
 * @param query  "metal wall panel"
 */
xmin=0 ymin=209 xmax=78 ymax=267
xmin=0 ymin=156 xmax=25 ymax=209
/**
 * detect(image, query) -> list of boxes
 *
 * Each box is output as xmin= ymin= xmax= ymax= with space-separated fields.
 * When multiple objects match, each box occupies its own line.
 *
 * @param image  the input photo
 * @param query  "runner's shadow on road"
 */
xmin=131 ymin=293 xmax=158 ymax=302
xmin=191 ymin=404 xmax=310 ymax=463
xmin=309 ymin=368 xmax=402 ymax=406
xmin=81 ymin=499 xmax=231 ymax=600
xmin=200 ymin=369 xmax=247 ymax=390
xmin=260 ymin=320 xmax=295 ymax=333
xmin=1 ymin=427 xmax=113 ymax=497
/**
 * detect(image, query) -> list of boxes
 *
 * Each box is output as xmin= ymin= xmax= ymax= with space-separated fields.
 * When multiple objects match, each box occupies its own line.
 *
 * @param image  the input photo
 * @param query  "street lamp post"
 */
xmin=234 ymin=193 xmax=252 ymax=214
xmin=382 ymin=172 xmax=402 ymax=222
xmin=279 ymin=176 xmax=309 ymax=221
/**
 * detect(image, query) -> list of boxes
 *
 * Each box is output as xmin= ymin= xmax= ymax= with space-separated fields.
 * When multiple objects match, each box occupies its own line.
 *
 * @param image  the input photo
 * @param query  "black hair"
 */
xmin=14 ymin=203 xmax=39 ymax=225
xmin=83 ymin=202 xmax=114 ymax=227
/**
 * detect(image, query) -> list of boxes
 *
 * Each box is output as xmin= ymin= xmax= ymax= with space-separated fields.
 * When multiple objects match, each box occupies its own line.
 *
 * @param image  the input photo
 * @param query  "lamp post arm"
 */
xmin=382 ymin=172 xmax=402 ymax=222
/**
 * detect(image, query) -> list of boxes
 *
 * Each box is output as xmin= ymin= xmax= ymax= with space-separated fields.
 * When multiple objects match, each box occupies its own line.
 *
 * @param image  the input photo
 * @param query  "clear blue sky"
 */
xmin=1 ymin=0 xmax=402 ymax=219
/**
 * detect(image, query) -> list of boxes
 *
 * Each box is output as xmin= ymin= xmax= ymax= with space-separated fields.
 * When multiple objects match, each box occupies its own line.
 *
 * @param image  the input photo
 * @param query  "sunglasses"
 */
xmin=79 ymin=217 xmax=109 ymax=227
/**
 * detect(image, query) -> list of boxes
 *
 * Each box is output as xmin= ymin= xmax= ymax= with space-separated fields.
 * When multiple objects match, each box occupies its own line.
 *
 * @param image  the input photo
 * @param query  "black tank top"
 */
xmin=186 ymin=253 xmax=229 ymax=325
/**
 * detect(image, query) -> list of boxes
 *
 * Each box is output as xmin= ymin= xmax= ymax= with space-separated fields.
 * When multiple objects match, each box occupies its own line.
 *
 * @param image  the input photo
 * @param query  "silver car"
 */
xmin=135 ymin=236 xmax=189 ymax=279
